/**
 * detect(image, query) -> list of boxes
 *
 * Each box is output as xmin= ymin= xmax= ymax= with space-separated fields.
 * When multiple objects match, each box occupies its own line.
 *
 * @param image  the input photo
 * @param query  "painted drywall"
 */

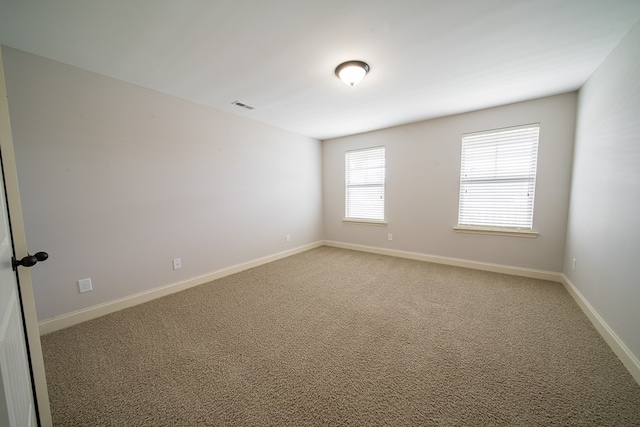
xmin=323 ymin=93 xmax=576 ymax=272
xmin=3 ymin=47 xmax=323 ymax=321
xmin=564 ymin=21 xmax=640 ymax=363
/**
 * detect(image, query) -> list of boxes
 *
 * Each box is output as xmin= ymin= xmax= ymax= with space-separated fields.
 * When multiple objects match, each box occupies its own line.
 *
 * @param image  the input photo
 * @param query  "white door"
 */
xmin=0 ymin=46 xmax=52 ymax=426
xmin=0 ymin=161 xmax=37 ymax=426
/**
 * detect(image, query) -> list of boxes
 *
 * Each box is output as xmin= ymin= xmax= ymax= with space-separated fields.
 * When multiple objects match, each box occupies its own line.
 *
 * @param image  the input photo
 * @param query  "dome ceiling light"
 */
xmin=335 ymin=61 xmax=370 ymax=86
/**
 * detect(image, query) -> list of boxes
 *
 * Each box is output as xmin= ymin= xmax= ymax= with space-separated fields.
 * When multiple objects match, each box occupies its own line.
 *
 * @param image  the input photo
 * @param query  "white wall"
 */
xmin=3 ymin=47 xmax=323 ymax=321
xmin=564 ymin=21 xmax=640 ymax=363
xmin=323 ymin=93 xmax=576 ymax=272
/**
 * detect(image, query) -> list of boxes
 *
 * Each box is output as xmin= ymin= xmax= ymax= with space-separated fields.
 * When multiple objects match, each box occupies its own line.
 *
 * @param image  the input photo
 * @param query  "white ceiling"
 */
xmin=1 ymin=1 xmax=640 ymax=140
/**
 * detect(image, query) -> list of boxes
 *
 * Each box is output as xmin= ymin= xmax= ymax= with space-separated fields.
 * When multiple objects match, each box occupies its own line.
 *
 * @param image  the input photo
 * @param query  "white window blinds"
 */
xmin=346 ymin=146 xmax=385 ymax=221
xmin=458 ymin=123 xmax=539 ymax=230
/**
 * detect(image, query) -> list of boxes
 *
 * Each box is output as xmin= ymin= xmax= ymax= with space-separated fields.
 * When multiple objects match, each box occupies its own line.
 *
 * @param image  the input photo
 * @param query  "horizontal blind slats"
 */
xmin=346 ymin=146 xmax=385 ymax=221
xmin=458 ymin=124 xmax=539 ymax=230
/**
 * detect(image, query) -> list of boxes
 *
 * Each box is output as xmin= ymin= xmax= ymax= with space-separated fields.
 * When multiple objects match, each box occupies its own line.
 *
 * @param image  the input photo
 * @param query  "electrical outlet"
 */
xmin=78 ymin=278 xmax=93 ymax=293
xmin=173 ymin=258 xmax=182 ymax=270
xmin=286 ymin=234 xmax=291 ymax=242
xmin=388 ymin=233 xmax=393 ymax=241
xmin=572 ymin=258 xmax=576 ymax=271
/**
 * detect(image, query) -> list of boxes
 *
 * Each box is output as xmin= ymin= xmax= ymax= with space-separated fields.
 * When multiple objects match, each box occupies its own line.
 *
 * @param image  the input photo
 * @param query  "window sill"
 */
xmin=453 ymin=226 xmax=538 ymax=238
xmin=343 ymin=219 xmax=388 ymax=226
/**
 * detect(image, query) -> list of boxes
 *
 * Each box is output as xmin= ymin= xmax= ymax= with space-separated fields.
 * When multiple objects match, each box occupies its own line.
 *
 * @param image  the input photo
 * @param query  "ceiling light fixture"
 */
xmin=335 ymin=60 xmax=370 ymax=86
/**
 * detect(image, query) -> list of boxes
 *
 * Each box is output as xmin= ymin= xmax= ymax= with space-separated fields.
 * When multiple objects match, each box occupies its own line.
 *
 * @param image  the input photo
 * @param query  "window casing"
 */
xmin=457 ymin=124 xmax=539 ymax=232
xmin=345 ymin=146 xmax=385 ymax=222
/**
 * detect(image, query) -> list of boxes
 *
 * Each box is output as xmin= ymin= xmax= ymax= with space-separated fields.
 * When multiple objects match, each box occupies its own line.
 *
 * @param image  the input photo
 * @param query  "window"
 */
xmin=457 ymin=123 xmax=539 ymax=233
xmin=345 ymin=146 xmax=385 ymax=222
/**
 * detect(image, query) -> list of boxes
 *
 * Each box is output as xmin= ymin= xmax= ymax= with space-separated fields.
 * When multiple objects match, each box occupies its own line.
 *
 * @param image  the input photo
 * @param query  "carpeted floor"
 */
xmin=41 ymin=246 xmax=640 ymax=426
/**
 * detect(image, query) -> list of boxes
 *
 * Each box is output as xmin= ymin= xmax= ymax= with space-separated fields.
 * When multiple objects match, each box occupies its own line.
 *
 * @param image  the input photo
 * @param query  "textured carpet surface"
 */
xmin=42 ymin=247 xmax=640 ymax=426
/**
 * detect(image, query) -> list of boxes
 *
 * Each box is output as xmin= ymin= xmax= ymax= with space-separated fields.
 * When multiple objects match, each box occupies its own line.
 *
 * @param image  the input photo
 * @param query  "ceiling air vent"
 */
xmin=231 ymin=101 xmax=256 ymax=110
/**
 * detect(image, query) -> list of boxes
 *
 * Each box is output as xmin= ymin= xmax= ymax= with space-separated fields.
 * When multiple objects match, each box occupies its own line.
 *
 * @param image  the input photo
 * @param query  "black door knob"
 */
xmin=34 ymin=251 xmax=48 ymax=262
xmin=12 ymin=251 xmax=49 ymax=270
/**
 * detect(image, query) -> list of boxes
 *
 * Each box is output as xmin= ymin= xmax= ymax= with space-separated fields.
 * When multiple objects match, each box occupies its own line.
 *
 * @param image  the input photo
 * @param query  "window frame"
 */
xmin=455 ymin=123 xmax=540 ymax=238
xmin=344 ymin=146 xmax=387 ymax=224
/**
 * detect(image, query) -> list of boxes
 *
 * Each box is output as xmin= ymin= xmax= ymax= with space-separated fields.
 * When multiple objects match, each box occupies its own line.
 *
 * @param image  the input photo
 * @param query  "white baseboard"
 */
xmin=325 ymin=241 xmax=640 ymax=386
xmin=38 ymin=239 xmax=640 ymax=388
xmin=324 ymin=240 xmax=563 ymax=282
xmin=560 ymin=274 xmax=640 ymax=386
xmin=38 ymin=241 xmax=324 ymax=335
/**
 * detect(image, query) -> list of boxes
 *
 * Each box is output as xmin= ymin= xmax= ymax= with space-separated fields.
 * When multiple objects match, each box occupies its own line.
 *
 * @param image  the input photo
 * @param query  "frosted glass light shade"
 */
xmin=335 ymin=61 xmax=370 ymax=86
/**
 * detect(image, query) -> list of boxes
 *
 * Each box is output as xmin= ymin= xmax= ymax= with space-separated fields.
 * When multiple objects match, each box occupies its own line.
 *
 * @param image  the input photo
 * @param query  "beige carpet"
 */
xmin=41 ymin=246 xmax=640 ymax=426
